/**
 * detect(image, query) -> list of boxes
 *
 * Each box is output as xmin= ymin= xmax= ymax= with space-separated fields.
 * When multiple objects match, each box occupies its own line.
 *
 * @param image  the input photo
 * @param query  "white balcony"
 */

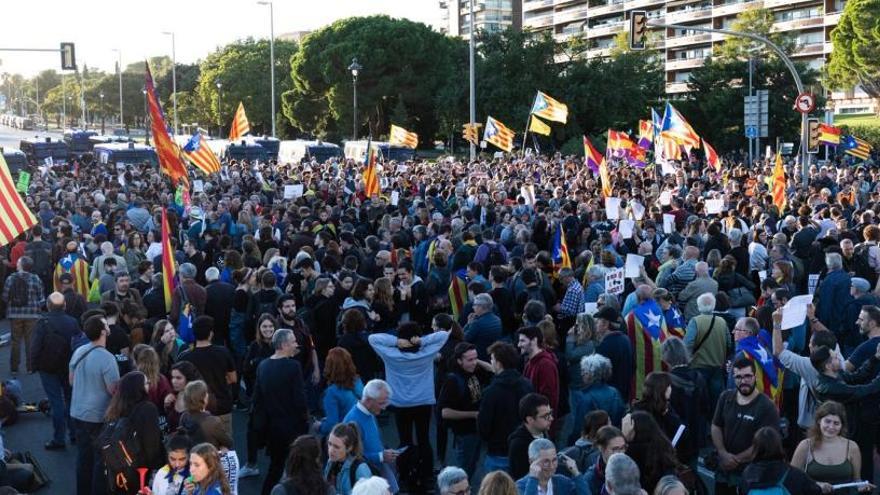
xmin=586 ymin=21 xmax=625 ymax=37
xmin=666 ymin=82 xmax=691 ymax=93
xmin=793 ymin=42 xmax=825 ymax=56
xmin=764 ymin=0 xmax=813 ymax=7
xmin=587 ymin=1 xmax=625 ymax=17
xmin=712 ymin=32 xmax=730 ymax=42
xmin=772 ymin=16 xmax=825 ymax=32
xmin=825 ymin=12 xmax=841 ymax=26
xmin=624 ymin=0 xmax=665 ymax=10
xmin=666 ymin=57 xmax=707 ymax=70
xmin=587 ymin=46 xmax=614 ymax=58
xmin=665 ymin=32 xmax=712 ymax=48
xmin=713 ymin=0 xmax=763 ymax=17
xmin=523 ymin=0 xmax=556 ymax=12
xmin=665 ymin=7 xmax=713 ymax=24
xmin=525 ymin=13 xmax=556 ymax=27
xmin=554 ymin=0 xmax=581 ymax=5
xmin=555 ymin=7 xmax=589 ymax=22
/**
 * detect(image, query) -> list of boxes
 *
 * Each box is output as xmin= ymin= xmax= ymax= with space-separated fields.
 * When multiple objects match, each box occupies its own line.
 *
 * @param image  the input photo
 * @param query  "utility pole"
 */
xmin=468 ymin=0 xmax=476 ymax=162
xmin=257 ymin=1 xmax=276 ymax=137
xmin=113 ymin=49 xmax=124 ymax=128
xmin=162 ymin=31 xmax=178 ymax=135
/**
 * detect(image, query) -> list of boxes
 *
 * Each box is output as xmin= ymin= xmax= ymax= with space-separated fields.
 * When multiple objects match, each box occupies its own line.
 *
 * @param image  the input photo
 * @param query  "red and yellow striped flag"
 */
xmin=161 ymin=208 xmax=177 ymax=314
xmin=182 ymin=131 xmax=221 ymax=175
xmin=389 ymin=125 xmax=418 ymax=149
xmin=598 ymin=158 xmax=612 ymax=198
xmin=228 ymin=102 xmax=251 ymax=141
xmin=0 ymin=154 xmax=37 ymax=248
xmin=449 ymin=269 xmax=469 ymax=318
xmin=363 ymin=138 xmax=380 ymax=197
xmin=146 ymin=64 xmax=189 ymax=186
xmin=703 ymin=139 xmax=721 ymax=173
xmin=771 ymin=152 xmax=786 ymax=213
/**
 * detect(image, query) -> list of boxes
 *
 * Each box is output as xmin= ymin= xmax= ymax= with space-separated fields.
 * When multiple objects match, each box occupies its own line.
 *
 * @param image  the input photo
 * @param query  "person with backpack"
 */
xmin=100 ymin=371 xmax=164 ymax=494
xmin=738 ymin=427 xmax=828 ymax=495
xmin=473 ymin=229 xmax=508 ymax=275
xmin=270 ymin=435 xmax=331 ymax=495
xmin=2 ymin=255 xmax=46 ymax=377
xmin=23 ymin=225 xmax=53 ymax=293
xmin=70 ymin=314 xmax=121 ymax=495
xmin=29 ymin=292 xmax=83 ymax=450
xmin=324 ymin=423 xmax=373 ymax=495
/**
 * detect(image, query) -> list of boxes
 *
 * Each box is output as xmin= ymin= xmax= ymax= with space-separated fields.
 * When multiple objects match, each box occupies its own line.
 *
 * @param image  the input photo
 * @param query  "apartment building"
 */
xmin=440 ymin=0 xmax=523 ymax=38
xmin=521 ymin=0 xmax=846 ymax=97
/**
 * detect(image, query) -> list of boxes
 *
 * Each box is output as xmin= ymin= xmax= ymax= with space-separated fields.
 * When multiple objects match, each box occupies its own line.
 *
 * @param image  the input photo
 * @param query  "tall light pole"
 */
xmin=61 ymin=75 xmax=66 ymax=130
xmin=257 ymin=1 xmax=276 ymax=137
xmin=112 ymin=48 xmax=124 ymax=129
xmin=143 ymin=87 xmax=150 ymax=146
xmin=348 ymin=58 xmax=362 ymax=141
xmin=162 ymin=31 xmax=178 ymax=135
xmin=215 ymin=80 xmax=223 ymax=138
xmin=468 ymin=0 xmax=476 ymax=161
xmin=99 ymin=92 xmax=105 ymax=135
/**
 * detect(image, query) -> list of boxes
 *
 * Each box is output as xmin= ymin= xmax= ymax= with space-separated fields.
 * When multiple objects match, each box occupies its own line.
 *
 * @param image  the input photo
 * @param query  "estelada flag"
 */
xmin=598 ymin=158 xmax=613 ymax=198
xmin=583 ymin=136 xmax=603 ymax=173
xmin=182 ymin=131 xmax=221 ymax=175
xmin=484 ymin=116 xmax=515 ymax=152
xmin=228 ymin=102 xmax=251 ymax=141
xmin=660 ymin=102 xmax=701 ymax=149
xmin=145 ymin=63 xmax=189 ymax=186
xmin=771 ymin=152 xmax=786 ymax=213
xmin=551 ymin=224 xmax=571 ymax=272
xmin=531 ymin=91 xmax=568 ymax=124
xmin=449 ymin=269 xmax=469 ymax=318
xmin=54 ymin=251 xmax=90 ymax=298
xmin=625 ymin=299 xmax=669 ymax=400
xmin=736 ymin=333 xmax=784 ymax=408
xmin=842 ymin=135 xmax=872 ymax=160
xmin=161 ymin=208 xmax=177 ymax=314
xmin=703 ymin=140 xmax=722 ymax=172
xmin=362 ymin=136 xmax=380 ymax=197
xmin=0 ymin=154 xmax=37 ymax=248
xmin=818 ymin=123 xmax=841 ymax=146
xmin=389 ymin=125 xmax=418 ymax=149
xmin=528 ymin=116 xmax=552 ymax=136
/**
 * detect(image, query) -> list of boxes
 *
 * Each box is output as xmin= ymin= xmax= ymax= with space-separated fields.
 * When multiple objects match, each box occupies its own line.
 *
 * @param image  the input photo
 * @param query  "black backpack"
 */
xmin=25 ymin=242 xmax=52 ymax=279
xmin=96 ymin=416 xmax=142 ymax=492
xmin=7 ymin=274 xmax=29 ymax=307
xmin=852 ymin=244 xmax=878 ymax=288
xmin=35 ymin=317 xmax=72 ymax=375
xmin=484 ymin=243 xmax=506 ymax=275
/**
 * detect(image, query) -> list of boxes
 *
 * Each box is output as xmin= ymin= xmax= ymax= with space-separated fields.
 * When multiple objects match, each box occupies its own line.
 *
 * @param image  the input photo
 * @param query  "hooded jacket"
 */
xmin=524 ymin=349 xmax=560 ymax=411
xmin=508 ymin=424 xmax=544 ymax=481
xmin=739 ymin=460 xmax=822 ymax=495
xmin=478 ymin=369 xmax=534 ymax=456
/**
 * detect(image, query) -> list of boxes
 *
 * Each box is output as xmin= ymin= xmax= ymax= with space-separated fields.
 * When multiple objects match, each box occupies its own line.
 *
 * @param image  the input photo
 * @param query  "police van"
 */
xmin=225 ymin=139 xmax=268 ymax=163
xmin=254 ymin=137 xmax=280 ymax=160
xmin=278 ymin=140 xmax=342 ymax=165
xmin=19 ymin=137 xmax=70 ymax=165
xmin=344 ymin=140 xmax=415 ymax=162
xmin=63 ymin=130 xmax=99 ymax=159
xmin=1 ymin=147 xmax=27 ymax=175
xmin=93 ymin=142 xmax=158 ymax=168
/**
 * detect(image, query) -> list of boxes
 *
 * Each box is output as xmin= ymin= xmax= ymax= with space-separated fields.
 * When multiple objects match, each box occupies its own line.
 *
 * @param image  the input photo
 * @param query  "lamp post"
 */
xmin=112 ymin=48 xmax=124 ymax=129
xmin=162 ymin=31 xmax=178 ymax=135
xmin=99 ymin=92 xmax=105 ymax=135
xmin=347 ymin=58 xmax=362 ymax=141
xmin=257 ymin=0 xmax=276 ymax=137
xmin=143 ymin=87 xmax=150 ymax=146
xmin=215 ymin=80 xmax=223 ymax=138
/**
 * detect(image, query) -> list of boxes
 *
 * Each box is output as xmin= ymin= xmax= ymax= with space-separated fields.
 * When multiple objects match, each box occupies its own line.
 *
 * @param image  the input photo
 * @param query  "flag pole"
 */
xmin=522 ymin=114 xmax=531 ymax=155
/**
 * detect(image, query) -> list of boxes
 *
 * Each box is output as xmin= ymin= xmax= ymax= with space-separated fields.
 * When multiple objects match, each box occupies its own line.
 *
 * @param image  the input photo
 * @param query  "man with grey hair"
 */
xmin=678 ymin=261 xmax=719 ymax=320
xmin=204 ymin=265 xmax=234 ymax=349
xmin=344 ymin=379 xmax=399 ymax=493
xmin=685 ymin=291 xmax=729 ymax=414
xmin=463 ymin=292 xmax=502 ymax=360
xmin=659 ymin=245 xmax=700 ymax=295
xmin=514 ymin=438 xmax=585 ymax=494
xmin=817 ymin=252 xmax=853 ymax=334
xmin=583 ymin=265 xmax=607 ymax=304
xmin=252 ymin=327 xmax=309 ymax=491
xmin=170 ymin=262 xmax=207 ymax=325
xmin=728 ymin=228 xmax=751 ymax=278
xmin=604 ymin=453 xmax=645 ymax=495
xmin=558 ymin=267 xmax=583 ymax=318
xmin=437 ymin=466 xmax=469 ymax=495
xmin=89 ymin=241 xmax=127 ymax=281
xmin=352 ymin=476 xmax=391 ymax=495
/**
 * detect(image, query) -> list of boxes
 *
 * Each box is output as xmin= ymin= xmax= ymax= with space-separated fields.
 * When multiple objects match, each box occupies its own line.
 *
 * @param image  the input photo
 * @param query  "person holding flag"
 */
xmin=624 ymin=285 xmax=670 ymax=400
xmin=731 ymin=317 xmax=784 ymax=408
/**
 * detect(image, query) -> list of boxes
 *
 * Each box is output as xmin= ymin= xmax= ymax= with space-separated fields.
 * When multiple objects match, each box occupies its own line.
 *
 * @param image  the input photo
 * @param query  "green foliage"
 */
xmin=282 ymin=15 xmax=465 ymax=142
xmin=840 ymin=124 xmax=880 ymax=148
xmin=198 ymin=37 xmax=297 ymax=137
xmin=825 ymin=0 xmax=880 ymax=98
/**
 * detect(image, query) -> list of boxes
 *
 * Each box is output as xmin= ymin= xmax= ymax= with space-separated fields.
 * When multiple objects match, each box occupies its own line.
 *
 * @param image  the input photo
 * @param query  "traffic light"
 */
xmin=60 ymin=42 xmax=76 ymax=71
xmin=462 ymin=123 xmax=481 ymax=145
xmin=629 ymin=11 xmax=648 ymax=50
xmin=807 ymin=118 xmax=820 ymax=154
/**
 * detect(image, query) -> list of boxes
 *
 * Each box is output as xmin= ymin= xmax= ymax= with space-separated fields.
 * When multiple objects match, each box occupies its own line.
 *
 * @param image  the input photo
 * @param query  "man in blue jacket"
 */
xmin=343 ymin=379 xmax=400 ymax=493
xmin=515 ymin=438 xmax=588 ymax=495
xmin=816 ymin=253 xmax=853 ymax=347
xmin=463 ymin=293 xmax=503 ymax=360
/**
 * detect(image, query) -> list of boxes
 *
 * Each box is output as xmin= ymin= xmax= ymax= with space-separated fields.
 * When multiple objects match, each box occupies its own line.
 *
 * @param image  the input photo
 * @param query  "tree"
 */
xmin=683 ymin=7 xmax=822 ymax=152
xmin=825 ymin=0 xmax=880 ymax=99
xmin=282 ymin=16 xmax=465 ymax=143
xmin=198 ymin=37 xmax=297 ymax=137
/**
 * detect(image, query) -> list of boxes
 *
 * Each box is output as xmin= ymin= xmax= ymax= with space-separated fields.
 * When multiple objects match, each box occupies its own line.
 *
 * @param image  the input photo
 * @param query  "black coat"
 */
xmin=739 ymin=460 xmax=822 ymax=495
xmin=205 ymin=281 xmax=235 ymax=343
xmin=478 ymin=370 xmax=533 ymax=457
xmin=29 ymin=309 xmax=82 ymax=375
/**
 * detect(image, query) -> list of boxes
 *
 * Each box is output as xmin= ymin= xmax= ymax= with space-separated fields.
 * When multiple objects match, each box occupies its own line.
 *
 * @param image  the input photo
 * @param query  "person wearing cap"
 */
xmin=594 ymin=305 xmax=633 ymax=401
xmin=841 ymin=277 xmax=880 ymax=355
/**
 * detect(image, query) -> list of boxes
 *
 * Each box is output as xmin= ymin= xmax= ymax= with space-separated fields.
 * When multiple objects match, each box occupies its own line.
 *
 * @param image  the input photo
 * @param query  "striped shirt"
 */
xmin=560 ymin=280 xmax=584 ymax=316
xmin=2 ymin=271 xmax=46 ymax=319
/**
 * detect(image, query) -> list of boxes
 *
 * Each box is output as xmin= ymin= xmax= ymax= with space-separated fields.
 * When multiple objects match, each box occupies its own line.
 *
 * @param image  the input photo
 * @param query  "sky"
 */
xmin=1 ymin=0 xmax=442 ymax=77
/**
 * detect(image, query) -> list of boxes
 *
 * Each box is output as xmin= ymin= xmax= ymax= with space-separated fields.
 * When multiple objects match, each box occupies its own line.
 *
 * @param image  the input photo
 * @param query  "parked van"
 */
xmin=278 ymin=140 xmax=342 ymax=165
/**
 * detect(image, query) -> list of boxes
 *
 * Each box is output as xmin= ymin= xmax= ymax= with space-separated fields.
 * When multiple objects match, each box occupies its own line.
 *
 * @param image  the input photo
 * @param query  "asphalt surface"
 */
xmin=0 ymin=126 xmax=62 ymax=152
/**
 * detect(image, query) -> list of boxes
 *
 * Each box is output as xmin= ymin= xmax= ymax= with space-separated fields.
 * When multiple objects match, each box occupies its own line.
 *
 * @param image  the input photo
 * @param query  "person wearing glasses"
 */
xmin=437 ymin=466 xmax=470 ymax=495
xmin=514 ymin=438 xmax=586 ymax=495
xmin=711 ymin=356 xmax=781 ymax=495
xmin=508 ymin=393 xmax=554 ymax=481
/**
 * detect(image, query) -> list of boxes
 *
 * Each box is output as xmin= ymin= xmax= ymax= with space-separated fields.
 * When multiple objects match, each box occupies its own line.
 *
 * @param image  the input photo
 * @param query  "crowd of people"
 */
xmin=1 ymin=148 xmax=880 ymax=495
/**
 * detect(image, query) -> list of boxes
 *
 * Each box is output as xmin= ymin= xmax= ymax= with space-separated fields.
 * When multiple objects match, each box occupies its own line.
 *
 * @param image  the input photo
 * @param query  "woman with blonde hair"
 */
xmin=131 ymin=343 xmax=173 ymax=412
xmin=186 ymin=442 xmax=232 ymax=495
xmin=477 ymin=470 xmax=518 ymax=495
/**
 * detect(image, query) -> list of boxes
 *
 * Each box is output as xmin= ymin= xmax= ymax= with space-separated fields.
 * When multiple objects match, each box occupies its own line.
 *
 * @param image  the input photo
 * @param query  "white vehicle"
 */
xmin=344 ymin=140 xmax=416 ymax=162
xmin=278 ymin=139 xmax=341 ymax=165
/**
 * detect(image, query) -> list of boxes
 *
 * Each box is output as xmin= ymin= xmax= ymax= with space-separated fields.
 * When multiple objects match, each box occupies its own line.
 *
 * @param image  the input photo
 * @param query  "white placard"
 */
xmin=605 ymin=267 xmax=625 ymax=295
xmin=831 ymin=482 xmax=870 ymax=491
xmin=663 ymin=214 xmax=676 ymax=234
xmin=619 ymin=220 xmax=635 ymax=239
xmin=44 ymin=156 xmax=54 ymax=167
xmin=660 ymin=161 xmax=677 ymax=176
xmin=605 ymin=197 xmax=621 ymax=220
xmin=397 ymin=165 xmax=409 ymax=173
xmin=283 ymin=185 xmax=296 ymax=199
xmin=625 ymin=254 xmax=644 ymax=278
xmin=255 ymin=171 xmax=264 ymax=183
xmin=781 ymin=295 xmax=813 ymax=330
xmin=758 ymin=270 xmax=768 ymax=284
xmin=808 ymin=273 xmax=820 ymax=296
xmin=659 ymin=191 xmax=672 ymax=206
xmin=117 ymin=174 xmax=126 ymax=187
xmin=706 ymin=199 xmax=725 ymax=215
xmin=631 ymin=202 xmax=645 ymax=221
xmin=391 ymin=190 xmax=400 ymax=206
xmin=291 ymin=184 xmax=304 ymax=198
xmin=583 ymin=302 xmax=598 ymax=315
xmin=520 ymin=185 xmax=536 ymax=206
xmin=193 ymin=179 xmax=204 ymax=193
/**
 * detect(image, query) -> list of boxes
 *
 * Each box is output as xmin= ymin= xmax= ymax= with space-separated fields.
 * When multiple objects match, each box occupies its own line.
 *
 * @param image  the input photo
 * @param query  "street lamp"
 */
xmin=99 ymin=92 xmax=105 ymax=135
xmin=215 ymin=80 xmax=223 ymax=138
xmin=347 ymin=58 xmax=362 ymax=141
xmin=143 ymin=87 xmax=150 ymax=146
xmin=112 ymin=48 xmax=124 ymax=130
xmin=257 ymin=0 xmax=276 ymax=137
xmin=162 ymin=31 xmax=178 ymax=135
